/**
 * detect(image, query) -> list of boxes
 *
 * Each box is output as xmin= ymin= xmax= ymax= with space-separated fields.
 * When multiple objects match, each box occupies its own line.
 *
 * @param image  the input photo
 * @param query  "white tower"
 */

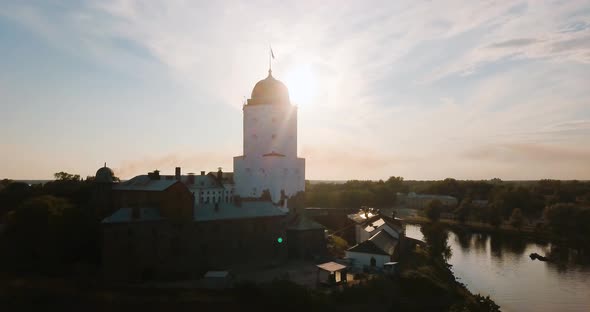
xmin=233 ymin=69 xmax=305 ymax=205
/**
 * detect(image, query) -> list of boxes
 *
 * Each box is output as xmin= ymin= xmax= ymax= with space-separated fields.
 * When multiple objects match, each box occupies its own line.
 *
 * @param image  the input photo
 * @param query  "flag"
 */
xmin=270 ymin=47 xmax=275 ymax=59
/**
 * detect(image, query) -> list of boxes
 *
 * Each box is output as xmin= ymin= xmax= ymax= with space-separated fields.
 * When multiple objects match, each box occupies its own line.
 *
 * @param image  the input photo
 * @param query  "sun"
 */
xmin=284 ymin=64 xmax=318 ymax=106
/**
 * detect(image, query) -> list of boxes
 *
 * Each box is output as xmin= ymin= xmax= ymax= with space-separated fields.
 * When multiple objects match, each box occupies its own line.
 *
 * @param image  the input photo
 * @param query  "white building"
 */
xmin=397 ymin=192 xmax=458 ymax=209
xmin=346 ymin=230 xmax=399 ymax=270
xmin=233 ymin=69 xmax=306 ymax=206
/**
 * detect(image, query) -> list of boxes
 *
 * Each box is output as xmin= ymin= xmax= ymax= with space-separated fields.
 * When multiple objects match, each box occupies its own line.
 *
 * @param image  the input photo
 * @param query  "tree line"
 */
xmin=307 ymin=177 xmax=590 ymax=243
xmin=0 ymin=173 xmax=101 ymax=276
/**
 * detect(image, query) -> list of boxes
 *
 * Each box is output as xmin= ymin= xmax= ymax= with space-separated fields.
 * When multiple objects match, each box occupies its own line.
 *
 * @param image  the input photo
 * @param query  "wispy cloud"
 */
xmin=489 ymin=38 xmax=539 ymax=48
xmin=1 ymin=0 xmax=589 ymax=180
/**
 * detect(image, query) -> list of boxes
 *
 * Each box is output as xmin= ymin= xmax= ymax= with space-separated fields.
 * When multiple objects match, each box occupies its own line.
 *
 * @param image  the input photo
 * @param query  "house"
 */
xmin=346 ymin=230 xmax=399 ymax=271
xmin=357 ymin=217 xmax=403 ymax=243
xmin=343 ymin=208 xmax=405 ymax=272
xmin=397 ymin=192 xmax=458 ymax=209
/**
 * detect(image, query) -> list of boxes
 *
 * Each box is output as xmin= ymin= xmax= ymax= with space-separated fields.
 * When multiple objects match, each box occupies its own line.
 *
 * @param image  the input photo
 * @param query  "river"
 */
xmin=405 ymin=224 xmax=590 ymax=312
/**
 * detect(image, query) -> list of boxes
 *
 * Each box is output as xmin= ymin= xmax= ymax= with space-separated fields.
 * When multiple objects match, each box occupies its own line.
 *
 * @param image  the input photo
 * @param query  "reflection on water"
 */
xmin=405 ymin=224 xmax=590 ymax=312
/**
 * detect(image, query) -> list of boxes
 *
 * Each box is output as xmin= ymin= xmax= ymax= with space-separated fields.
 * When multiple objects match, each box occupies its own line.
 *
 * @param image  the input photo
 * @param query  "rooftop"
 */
xmin=347 ymin=240 xmax=390 ymax=256
xmin=316 ymin=261 xmax=347 ymax=273
xmin=368 ymin=230 xmax=398 ymax=256
xmin=113 ymin=175 xmax=178 ymax=192
xmin=194 ymin=201 xmax=288 ymax=221
xmin=102 ymin=207 xmax=162 ymax=223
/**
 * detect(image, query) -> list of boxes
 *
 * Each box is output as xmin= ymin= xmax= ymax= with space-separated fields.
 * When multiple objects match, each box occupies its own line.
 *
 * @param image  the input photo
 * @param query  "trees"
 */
xmin=455 ymin=198 xmax=472 ymax=224
xmin=425 ymin=199 xmax=443 ymax=222
xmin=488 ymin=203 xmax=503 ymax=228
xmin=509 ymin=208 xmax=524 ymax=230
xmin=54 ymin=172 xmax=81 ymax=181
xmin=421 ymin=222 xmax=452 ymax=261
xmin=544 ymin=203 xmax=590 ymax=240
xmin=1 ymin=195 xmax=100 ymax=275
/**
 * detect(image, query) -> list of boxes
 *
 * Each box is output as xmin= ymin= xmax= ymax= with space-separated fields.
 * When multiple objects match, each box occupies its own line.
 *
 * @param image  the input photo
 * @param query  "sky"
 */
xmin=1 ymin=0 xmax=590 ymax=181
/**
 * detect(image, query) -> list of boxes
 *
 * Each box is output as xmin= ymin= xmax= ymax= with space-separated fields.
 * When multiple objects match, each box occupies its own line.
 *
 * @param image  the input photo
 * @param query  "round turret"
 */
xmin=95 ymin=164 xmax=115 ymax=183
xmin=248 ymin=70 xmax=290 ymax=105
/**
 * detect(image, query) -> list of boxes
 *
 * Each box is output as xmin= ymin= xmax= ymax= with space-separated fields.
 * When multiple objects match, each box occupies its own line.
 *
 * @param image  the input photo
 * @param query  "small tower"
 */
xmin=91 ymin=163 xmax=117 ymax=218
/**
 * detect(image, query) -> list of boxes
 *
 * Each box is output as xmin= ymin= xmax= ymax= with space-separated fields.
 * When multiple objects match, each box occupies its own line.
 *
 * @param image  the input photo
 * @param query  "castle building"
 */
xmin=98 ymin=69 xmax=324 ymax=281
xmin=233 ymin=69 xmax=306 ymax=205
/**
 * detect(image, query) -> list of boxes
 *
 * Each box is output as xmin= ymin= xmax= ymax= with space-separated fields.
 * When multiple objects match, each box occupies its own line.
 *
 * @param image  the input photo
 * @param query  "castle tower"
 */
xmin=233 ymin=69 xmax=305 ymax=205
xmin=91 ymin=163 xmax=116 ymax=217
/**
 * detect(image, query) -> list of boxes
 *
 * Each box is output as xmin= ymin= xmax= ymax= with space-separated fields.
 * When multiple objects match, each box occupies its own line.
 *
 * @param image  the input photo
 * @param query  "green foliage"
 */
xmin=455 ymin=198 xmax=472 ymax=223
xmin=425 ymin=199 xmax=443 ymax=222
xmin=53 ymin=172 xmax=81 ymax=182
xmin=488 ymin=203 xmax=503 ymax=228
xmin=288 ymin=191 xmax=306 ymax=213
xmin=305 ymin=176 xmax=408 ymax=209
xmin=401 ymin=266 xmax=449 ymax=295
xmin=450 ymin=294 xmax=501 ymax=312
xmin=509 ymin=208 xmax=524 ymax=230
xmin=421 ymin=222 xmax=452 ymax=261
xmin=544 ymin=203 xmax=590 ymax=240
xmin=233 ymin=279 xmax=324 ymax=312
xmin=1 ymin=195 xmax=100 ymax=276
xmin=326 ymin=234 xmax=348 ymax=258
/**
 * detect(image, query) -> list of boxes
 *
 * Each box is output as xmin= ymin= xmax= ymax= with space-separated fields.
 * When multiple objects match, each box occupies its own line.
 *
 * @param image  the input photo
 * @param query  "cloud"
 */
xmin=1 ymin=1 xmax=590 ymax=180
xmin=489 ymin=38 xmax=538 ymax=48
xmin=460 ymin=142 xmax=590 ymax=179
xmin=464 ymin=143 xmax=590 ymax=164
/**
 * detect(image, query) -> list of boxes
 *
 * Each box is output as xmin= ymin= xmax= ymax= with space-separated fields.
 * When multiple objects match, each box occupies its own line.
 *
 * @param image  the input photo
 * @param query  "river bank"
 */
xmin=405 ymin=224 xmax=590 ymax=312
xmin=402 ymin=216 xmax=590 ymax=248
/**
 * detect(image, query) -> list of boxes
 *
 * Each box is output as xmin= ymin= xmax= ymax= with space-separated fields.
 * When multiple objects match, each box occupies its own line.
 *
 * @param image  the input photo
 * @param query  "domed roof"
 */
xmin=95 ymin=164 xmax=115 ymax=183
xmin=248 ymin=70 xmax=290 ymax=105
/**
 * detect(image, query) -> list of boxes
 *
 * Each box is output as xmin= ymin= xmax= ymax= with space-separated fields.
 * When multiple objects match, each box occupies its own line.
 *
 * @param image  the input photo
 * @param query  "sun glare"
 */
xmin=284 ymin=64 xmax=317 ymax=106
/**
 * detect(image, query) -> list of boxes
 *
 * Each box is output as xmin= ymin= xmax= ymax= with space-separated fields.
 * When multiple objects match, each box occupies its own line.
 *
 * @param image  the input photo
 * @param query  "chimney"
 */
xmin=200 ymin=171 xmax=205 ymax=176
xmin=175 ymin=167 xmax=181 ymax=181
xmin=217 ymin=167 xmax=223 ymax=181
xmin=188 ymin=173 xmax=195 ymax=184
xmin=148 ymin=170 xmax=160 ymax=180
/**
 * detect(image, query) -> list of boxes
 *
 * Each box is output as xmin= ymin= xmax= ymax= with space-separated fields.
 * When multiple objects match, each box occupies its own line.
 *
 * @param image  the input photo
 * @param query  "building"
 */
xmin=346 ymin=230 xmax=399 ymax=271
xmin=396 ymin=192 xmax=458 ymax=209
xmin=100 ymin=68 xmax=324 ymax=281
xmin=233 ymin=69 xmax=306 ymax=206
xmin=344 ymin=208 xmax=404 ymax=271
xmin=346 ymin=208 xmax=403 ymax=244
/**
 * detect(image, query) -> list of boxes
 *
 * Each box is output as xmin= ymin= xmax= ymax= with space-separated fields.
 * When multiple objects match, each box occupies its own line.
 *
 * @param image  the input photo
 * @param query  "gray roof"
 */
xmin=347 ymin=240 xmax=389 ymax=256
xmin=159 ymin=173 xmax=234 ymax=188
xmin=347 ymin=211 xmax=380 ymax=224
xmin=347 ymin=229 xmax=398 ymax=256
xmin=368 ymin=230 xmax=398 ymax=256
xmin=113 ymin=175 xmax=178 ymax=192
xmin=161 ymin=174 xmax=220 ymax=188
xmin=194 ymin=201 xmax=288 ymax=221
xmin=364 ymin=218 xmax=385 ymax=232
xmin=102 ymin=207 xmax=162 ymax=223
xmin=363 ymin=217 xmax=403 ymax=236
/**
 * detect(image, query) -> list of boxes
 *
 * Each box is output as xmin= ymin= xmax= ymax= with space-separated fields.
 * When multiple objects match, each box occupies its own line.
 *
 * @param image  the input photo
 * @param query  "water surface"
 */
xmin=405 ymin=224 xmax=590 ymax=312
